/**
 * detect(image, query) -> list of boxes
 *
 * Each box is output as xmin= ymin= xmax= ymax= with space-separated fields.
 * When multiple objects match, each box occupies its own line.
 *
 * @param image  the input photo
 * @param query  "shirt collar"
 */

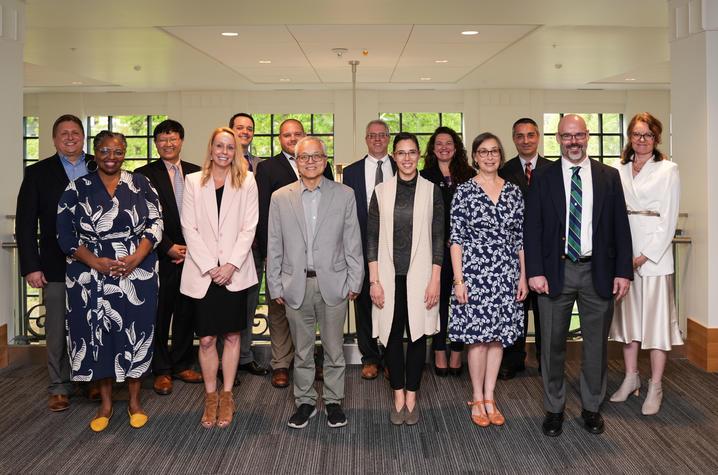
xmin=283 ymin=151 xmax=294 ymax=161
xmin=300 ymin=176 xmax=324 ymax=192
xmin=162 ymin=158 xmax=182 ymax=171
xmin=561 ymin=155 xmax=590 ymax=172
xmin=59 ymin=152 xmax=86 ymax=166
xmin=366 ymin=153 xmax=390 ymax=164
xmin=519 ymin=154 xmax=538 ymax=167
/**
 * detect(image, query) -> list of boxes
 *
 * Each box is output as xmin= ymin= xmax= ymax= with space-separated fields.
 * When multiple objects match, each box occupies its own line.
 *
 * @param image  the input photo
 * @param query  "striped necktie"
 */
xmin=567 ymin=166 xmax=582 ymax=262
xmin=525 ymin=161 xmax=532 ymax=185
xmin=172 ymin=164 xmax=184 ymax=214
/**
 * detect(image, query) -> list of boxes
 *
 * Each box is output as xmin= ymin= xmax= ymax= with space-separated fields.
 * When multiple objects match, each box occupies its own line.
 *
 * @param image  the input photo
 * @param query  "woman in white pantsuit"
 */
xmin=609 ymin=112 xmax=683 ymax=415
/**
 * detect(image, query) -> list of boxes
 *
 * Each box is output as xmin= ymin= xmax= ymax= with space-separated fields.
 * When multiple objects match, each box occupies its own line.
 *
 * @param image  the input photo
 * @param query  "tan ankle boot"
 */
xmin=217 ymin=391 xmax=235 ymax=428
xmin=642 ymin=379 xmax=663 ymax=415
xmin=610 ymin=371 xmax=640 ymax=402
xmin=201 ymin=392 xmax=219 ymax=428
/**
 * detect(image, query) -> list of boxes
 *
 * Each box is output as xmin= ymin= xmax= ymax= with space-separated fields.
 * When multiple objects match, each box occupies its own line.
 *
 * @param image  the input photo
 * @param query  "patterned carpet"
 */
xmin=1 ymin=358 xmax=717 ymax=474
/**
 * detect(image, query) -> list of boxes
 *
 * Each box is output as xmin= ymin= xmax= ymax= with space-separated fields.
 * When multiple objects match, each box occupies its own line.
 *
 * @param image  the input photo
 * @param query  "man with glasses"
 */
xmin=136 ymin=119 xmax=203 ymax=395
xmin=267 ymin=136 xmax=363 ymax=429
xmin=524 ymin=114 xmax=632 ymax=437
xmin=255 ymin=119 xmax=334 ymax=388
xmin=16 ymin=114 xmax=95 ymax=411
xmin=342 ymin=120 xmax=395 ymax=379
xmin=228 ymin=112 xmax=269 ymax=378
xmin=498 ymin=118 xmax=551 ymax=380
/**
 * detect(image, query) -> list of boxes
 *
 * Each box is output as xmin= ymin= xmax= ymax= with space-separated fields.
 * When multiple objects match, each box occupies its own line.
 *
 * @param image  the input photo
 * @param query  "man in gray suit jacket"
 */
xmin=267 ymin=136 xmax=364 ymax=429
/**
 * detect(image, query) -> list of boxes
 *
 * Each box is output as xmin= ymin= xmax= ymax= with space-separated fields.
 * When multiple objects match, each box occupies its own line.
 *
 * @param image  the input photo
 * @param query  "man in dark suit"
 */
xmin=498 ymin=117 xmax=551 ymax=380
xmin=16 ymin=114 xmax=95 ymax=412
xmin=524 ymin=114 xmax=632 ymax=437
xmin=136 ymin=119 xmax=203 ymax=395
xmin=255 ymin=118 xmax=334 ymax=388
xmin=229 ymin=112 xmax=269 ymax=377
xmin=342 ymin=119 xmax=395 ymax=379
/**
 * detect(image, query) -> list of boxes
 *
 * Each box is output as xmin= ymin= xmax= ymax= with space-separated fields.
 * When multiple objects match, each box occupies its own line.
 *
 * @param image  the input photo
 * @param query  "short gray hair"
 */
xmin=295 ymin=136 xmax=326 ymax=156
xmin=365 ymin=119 xmax=390 ymax=135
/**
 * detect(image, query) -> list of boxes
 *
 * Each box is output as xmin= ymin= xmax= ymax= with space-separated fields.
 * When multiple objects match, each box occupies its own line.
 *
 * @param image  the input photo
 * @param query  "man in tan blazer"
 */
xmin=267 ymin=136 xmax=363 ymax=429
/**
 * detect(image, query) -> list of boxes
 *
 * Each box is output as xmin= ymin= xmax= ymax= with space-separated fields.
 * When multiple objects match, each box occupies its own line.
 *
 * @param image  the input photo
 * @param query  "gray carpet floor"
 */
xmin=1 ymin=359 xmax=717 ymax=474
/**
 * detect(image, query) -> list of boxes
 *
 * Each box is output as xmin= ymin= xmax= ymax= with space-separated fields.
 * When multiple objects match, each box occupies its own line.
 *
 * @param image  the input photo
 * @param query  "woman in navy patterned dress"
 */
xmin=449 ymin=132 xmax=527 ymax=427
xmin=57 ymin=130 xmax=163 ymax=432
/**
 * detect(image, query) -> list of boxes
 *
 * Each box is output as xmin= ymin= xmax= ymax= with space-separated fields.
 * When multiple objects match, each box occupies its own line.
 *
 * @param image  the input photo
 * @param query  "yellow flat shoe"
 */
xmin=128 ymin=409 xmax=148 ymax=429
xmin=90 ymin=409 xmax=113 ymax=432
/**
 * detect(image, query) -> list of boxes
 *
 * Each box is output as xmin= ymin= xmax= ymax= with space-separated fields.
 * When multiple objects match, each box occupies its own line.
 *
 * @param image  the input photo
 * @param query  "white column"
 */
xmin=669 ymin=0 xmax=718 ymax=368
xmin=0 ymin=0 xmax=25 ymax=341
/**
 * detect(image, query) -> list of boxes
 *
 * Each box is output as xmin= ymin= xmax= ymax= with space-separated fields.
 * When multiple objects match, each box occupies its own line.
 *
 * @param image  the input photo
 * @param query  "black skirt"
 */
xmin=192 ymin=282 xmax=247 ymax=337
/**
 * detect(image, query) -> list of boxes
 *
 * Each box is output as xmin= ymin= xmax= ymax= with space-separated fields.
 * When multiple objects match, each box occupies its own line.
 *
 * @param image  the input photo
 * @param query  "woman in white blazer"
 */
xmin=180 ymin=127 xmax=258 ymax=428
xmin=367 ymin=132 xmax=443 ymax=425
xmin=609 ymin=113 xmax=682 ymax=415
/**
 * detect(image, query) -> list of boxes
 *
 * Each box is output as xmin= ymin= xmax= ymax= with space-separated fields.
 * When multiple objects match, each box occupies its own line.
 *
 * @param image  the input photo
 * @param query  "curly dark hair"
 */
xmin=422 ymin=126 xmax=475 ymax=184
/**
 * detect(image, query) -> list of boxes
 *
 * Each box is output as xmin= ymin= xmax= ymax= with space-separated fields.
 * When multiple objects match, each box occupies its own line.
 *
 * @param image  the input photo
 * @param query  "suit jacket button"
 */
xmin=561 ymin=255 xmax=566 ymax=260
xmin=561 ymin=237 xmax=565 ymax=241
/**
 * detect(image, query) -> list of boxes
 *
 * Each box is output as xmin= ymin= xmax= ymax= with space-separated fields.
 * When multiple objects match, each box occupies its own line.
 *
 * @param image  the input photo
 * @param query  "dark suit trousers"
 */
xmin=153 ymin=260 xmax=196 ymax=375
xmin=538 ymin=260 xmax=613 ymax=413
xmin=44 ymin=282 xmax=72 ymax=395
xmin=240 ymin=250 xmax=264 ymax=365
xmin=502 ymin=291 xmax=541 ymax=367
xmin=354 ymin=270 xmax=381 ymax=364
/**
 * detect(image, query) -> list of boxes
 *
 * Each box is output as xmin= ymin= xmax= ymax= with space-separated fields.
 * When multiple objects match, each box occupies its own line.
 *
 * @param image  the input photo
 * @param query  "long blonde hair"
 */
xmin=200 ymin=127 xmax=248 ymax=188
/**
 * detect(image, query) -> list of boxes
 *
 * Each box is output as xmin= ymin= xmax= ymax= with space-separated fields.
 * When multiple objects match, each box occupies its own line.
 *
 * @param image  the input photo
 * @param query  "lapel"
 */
xmin=288 ymin=182 xmax=309 ymax=245
xmin=548 ymin=162 xmax=566 ymax=228
xmin=511 ymin=159 xmax=530 ymax=189
xmin=49 ymin=154 xmax=70 ymax=189
xmin=313 ymin=178 xmax=333 ymax=237
xmin=355 ymin=157 xmax=368 ymax=215
xmin=277 ymin=153 xmax=298 ymax=182
xmin=153 ymin=160 xmax=180 ymax=219
xmin=618 ymin=161 xmax=635 ymax=203
xmin=409 ymin=176 xmax=428 ymax=265
xmin=201 ymin=176 xmax=219 ymax=238
xmin=591 ymin=159 xmax=606 ymax=235
xmin=389 ymin=156 xmax=397 ymax=175
xmin=218 ymin=176 xmax=239 ymax=229
xmin=380 ymin=177 xmax=397 ymax=263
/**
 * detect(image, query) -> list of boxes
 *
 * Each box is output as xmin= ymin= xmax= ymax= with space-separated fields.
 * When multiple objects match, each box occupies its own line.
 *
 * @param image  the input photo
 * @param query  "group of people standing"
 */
xmin=16 ymin=110 xmax=682 ymax=436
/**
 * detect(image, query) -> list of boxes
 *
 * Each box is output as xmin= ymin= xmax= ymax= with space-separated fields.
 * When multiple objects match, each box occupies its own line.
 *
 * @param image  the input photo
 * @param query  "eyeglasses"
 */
xmin=477 ymin=148 xmax=501 ymax=158
xmin=366 ymin=133 xmax=390 ymax=140
xmin=97 ymin=148 xmax=126 ymax=157
xmin=630 ymin=132 xmax=655 ymax=141
xmin=296 ymin=153 xmax=327 ymax=163
xmin=558 ymin=132 xmax=588 ymax=142
xmin=156 ymin=137 xmax=180 ymax=145
xmin=394 ymin=150 xmax=419 ymax=159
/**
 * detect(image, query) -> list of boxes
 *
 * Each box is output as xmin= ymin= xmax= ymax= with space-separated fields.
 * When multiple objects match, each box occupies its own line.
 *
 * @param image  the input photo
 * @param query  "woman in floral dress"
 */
xmin=57 ymin=130 xmax=163 ymax=432
xmin=449 ymin=132 xmax=527 ymax=427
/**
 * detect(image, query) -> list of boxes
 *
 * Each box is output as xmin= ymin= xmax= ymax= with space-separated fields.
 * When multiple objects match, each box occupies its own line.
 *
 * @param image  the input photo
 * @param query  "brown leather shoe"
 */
xmin=153 ymin=375 xmax=173 ymax=395
xmin=174 ymin=369 xmax=203 ymax=384
xmin=361 ymin=363 xmax=379 ymax=380
xmin=271 ymin=368 xmax=289 ymax=388
xmin=48 ymin=394 xmax=70 ymax=412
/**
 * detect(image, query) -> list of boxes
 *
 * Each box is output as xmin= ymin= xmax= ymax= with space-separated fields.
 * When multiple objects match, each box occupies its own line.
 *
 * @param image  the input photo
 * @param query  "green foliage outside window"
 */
xmin=250 ymin=113 xmax=334 ymax=169
xmin=87 ymin=115 xmax=168 ymax=170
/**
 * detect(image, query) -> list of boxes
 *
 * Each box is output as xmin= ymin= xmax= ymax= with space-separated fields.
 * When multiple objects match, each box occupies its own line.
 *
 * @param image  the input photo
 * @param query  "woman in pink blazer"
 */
xmin=180 ymin=127 xmax=258 ymax=428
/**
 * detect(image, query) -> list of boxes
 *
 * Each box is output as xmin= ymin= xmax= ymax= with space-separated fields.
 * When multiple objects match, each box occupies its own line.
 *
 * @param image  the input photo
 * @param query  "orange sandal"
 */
xmin=484 ymin=400 xmax=505 ymax=426
xmin=467 ymin=400 xmax=490 ymax=427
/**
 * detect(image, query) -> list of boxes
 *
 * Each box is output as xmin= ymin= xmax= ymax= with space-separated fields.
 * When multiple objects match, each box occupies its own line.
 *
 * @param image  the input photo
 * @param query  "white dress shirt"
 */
xmin=519 ymin=154 xmax=538 ymax=174
xmin=283 ymin=151 xmax=299 ymax=179
xmin=561 ymin=156 xmax=593 ymax=257
xmin=364 ymin=154 xmax=393 ymax=207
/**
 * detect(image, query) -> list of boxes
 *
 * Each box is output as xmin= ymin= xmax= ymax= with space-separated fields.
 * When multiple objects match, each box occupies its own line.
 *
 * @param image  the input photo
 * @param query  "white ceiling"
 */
xmin=22 ymin=0 xmax=671 ymax=93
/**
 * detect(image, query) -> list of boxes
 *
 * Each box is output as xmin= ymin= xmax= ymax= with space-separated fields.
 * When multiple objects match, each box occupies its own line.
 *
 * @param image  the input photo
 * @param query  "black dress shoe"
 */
xmin=239 ymin=361 xmax=270 ymax=376
xmin=498 ymin=366 xmax=516 ymax=380
xmin=448 ymin=365 xmax=463 ymax=377
xmin=542 ymin=411 xmax=564 ymax=437
xmin=581 ymin=410 xmax=604 ymax=434
xmin=434 ymin=365 xmax=449 ymax=377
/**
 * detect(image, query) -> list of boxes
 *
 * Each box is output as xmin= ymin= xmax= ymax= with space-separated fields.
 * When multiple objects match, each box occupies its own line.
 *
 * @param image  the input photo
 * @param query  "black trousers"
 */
xmin=386 ymin=276 xmax=426 ymax=392
xmin=502 ymin=290 xmax=542 ymax=369
xmin=431 ymin=253 xmax=464 ymax=353
xmin=152 ymin=259 xmax=196 ymax=375
xmin=354 ymin=270 xmax=382 ymax=364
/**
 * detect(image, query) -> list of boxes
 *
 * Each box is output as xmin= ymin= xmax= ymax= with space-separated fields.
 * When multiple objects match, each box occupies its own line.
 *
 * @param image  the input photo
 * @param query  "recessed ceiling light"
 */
xmin=420 ymin=77 xmax=432 ymax=81
xmin=435 ymin=60 xmax=448 ymax=64
xmin=279 ymin=78 xmax=291 ymax=82
xmin=259 ymin=60 xmax=272 ymax=64
xmin=221 ymin=32 xmax=239 ymax=37
xmin=625 ymin=77 xmax=636 ymax=81
xmin=71 ymin=81 xmax=83 ymax=85
xmin=461 ymin=30 xmax=479 ymax=36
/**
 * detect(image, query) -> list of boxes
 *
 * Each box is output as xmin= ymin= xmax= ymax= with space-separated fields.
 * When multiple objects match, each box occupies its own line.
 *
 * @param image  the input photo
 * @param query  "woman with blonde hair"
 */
xmin=180 ymin=127 xmax=258 ymax=428
xmin=609 ymin=113 xmax=682 ymax=415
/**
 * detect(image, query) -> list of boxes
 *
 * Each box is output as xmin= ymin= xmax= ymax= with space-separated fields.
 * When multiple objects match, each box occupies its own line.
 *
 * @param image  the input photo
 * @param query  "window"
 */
xmin=250 ymin=113 xmax=334 ymax=166
xmin=543 ymin=113 xmax=624 ymax=168
xmin=23 ymin=116 xmax=40 ymax=168
xmin=379 ymin=112 xmax=463 ymax=169
xmin=86 ymin=115 xmax=168 ymax=171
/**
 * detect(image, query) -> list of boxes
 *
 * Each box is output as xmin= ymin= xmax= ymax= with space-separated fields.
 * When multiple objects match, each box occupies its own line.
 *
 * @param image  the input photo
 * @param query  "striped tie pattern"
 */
xmin=567 ymin=166 xmax=582 ymax=262
xmin=172 ymin=164 xmax=184 ymax=215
